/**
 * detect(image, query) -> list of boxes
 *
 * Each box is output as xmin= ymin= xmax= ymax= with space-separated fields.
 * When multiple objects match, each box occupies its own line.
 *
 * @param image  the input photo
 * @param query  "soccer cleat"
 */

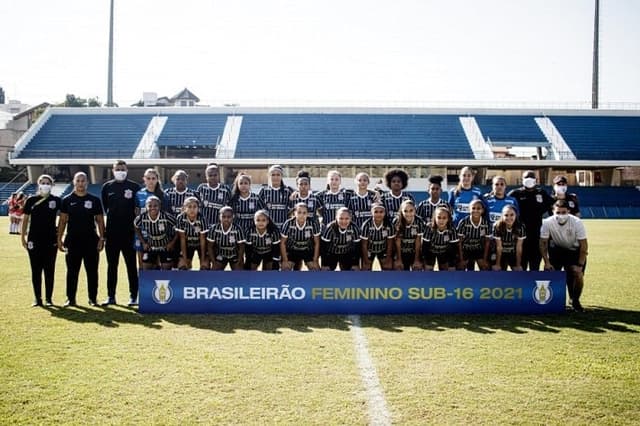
xmin=63 ymin=300 xmax=77 ymax=307
xmin=88 ymin=300 xmax=98 ymax=307
xmin=45 ymin=300 xmax=53 ymax=307
xmin=31 ymin=300 xmax=43 ymax=307
xmin=572 ymin=299 xmax=585 ymax=312
xmin=101 ymin=297 xmax=117 ymax=306
xmin=127 ymin=298 xmax=138 ymax=307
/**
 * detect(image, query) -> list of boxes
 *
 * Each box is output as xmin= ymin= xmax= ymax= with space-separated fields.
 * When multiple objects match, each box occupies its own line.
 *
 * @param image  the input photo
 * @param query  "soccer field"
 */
xmin=1 ymin=218 xmax=639 ymax=425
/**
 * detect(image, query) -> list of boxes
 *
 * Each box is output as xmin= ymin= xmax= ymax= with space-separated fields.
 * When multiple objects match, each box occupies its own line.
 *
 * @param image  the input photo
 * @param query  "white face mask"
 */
xmin=39 ymin=184 xmax=51 ymax=195
xmin=555 ymin=213 xmax=569 ymax=224
xmin=523 ymin=177 xmax=536 ymax=189
xmin=554 ymin=185 xmax=567 ymax=195
xmin=114 ymin=170 xmax=128 ymax=181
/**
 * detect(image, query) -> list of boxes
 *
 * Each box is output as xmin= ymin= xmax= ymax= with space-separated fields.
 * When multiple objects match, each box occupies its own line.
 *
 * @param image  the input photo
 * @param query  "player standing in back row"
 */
xmin=197 ymin=163 xmax=231 ymax=226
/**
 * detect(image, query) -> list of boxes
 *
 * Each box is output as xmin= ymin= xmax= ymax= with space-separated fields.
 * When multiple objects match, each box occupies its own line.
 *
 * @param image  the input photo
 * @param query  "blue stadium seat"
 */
xmin=475 ymin=115 xmax=548 ymax=145
xmin=156 ymin=114 xmax=227 ymax=147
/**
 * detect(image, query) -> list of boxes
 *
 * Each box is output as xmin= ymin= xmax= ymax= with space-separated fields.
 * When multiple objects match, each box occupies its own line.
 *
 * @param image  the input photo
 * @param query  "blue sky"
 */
xmin=1 ymin=0 xmax=638 ymax=107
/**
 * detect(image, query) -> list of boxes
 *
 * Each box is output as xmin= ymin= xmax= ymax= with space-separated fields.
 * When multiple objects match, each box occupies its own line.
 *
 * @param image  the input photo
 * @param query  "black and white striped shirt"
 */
xmin=258 ymin=185 xmax=294 ymax=228
xmin=393 ymin=216 xmax=426 ymax=254
xmin=423 ymin=225 xmax=459 ymax=255
xmin=456 ymin=216 xmax=490 ymax=252
xmin=164 ymin=187 xmax=199 ymax=216
xmin=348 ymin=191 xmax=378 ymax=229
xmin=230 ymin=193 xmax=266 ymax=233
xmin=381 ymin=191 xmax=415 ymax=220
xmin=281 ymin=218 xmax=321 ymax=252
xmin=207 ymin=223 xmax=245 ymax=259
xmin=245 ymin=226 xmax=281 ymax=256
xmin=289 ymin=193 xmax=324 ymax=224
xmin=317 ymin=189 xmax=352 ymax=226
xmin=416 ymin=198 xmax=449 ymax=224
xmin=134 ymin=211 xmax=176 ymax=250
xmin=321 ymin=223 xmax=361 ymax=255
xmin=360 ymin=218 xmax=395 ymax=256
xmin=196 ymin=183 xmax=231 ymax=225
xmin=493 ymin=223 xmax=527 ymax=254
xmin=175 ymin=212 xmax=208 ymax=249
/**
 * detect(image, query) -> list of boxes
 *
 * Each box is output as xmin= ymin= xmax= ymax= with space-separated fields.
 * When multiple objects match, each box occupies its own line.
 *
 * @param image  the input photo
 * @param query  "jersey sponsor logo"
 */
xmin=457 ymin=203 xmax=470 ymax=213
xmin=84 ymin=201 xmax=93 ymax=209
xmin=124 ymin=189 xmax=133 ymax=199
xmin=532 ymin=280 xmax=553 ymax=305
xmin=152 ymin=280 xmax=173 ymax=304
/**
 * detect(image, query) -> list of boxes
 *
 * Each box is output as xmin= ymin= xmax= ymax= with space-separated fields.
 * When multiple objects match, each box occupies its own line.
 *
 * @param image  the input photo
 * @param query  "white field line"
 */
xmin=348 ymin=314 xmax=392 ymax=426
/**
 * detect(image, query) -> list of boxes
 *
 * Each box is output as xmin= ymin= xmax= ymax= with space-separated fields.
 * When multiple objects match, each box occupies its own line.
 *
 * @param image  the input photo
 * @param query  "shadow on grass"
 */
xmin=359 ymin=306 xmax=640 ymax=334
xmin=45 ymin=304 xmax=640 ymax=335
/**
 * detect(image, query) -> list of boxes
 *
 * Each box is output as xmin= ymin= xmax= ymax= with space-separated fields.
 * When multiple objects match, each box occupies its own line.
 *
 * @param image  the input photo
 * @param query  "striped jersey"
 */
xmin=230 ymin=193 xmax=266 ymax=233
xmin=207 ymin=223 xmax=245 ymax=259
xmin=493 ymin=223 xmax=527 ymax=254
xmin=164 ymin=187 xmax=199 ymax=216
xmin=381 ymin=191 xmax=415 ymax=220
xmin=281 ymin=217 xmax=321 ymax=252
xmin=360 ymin=218 xmax=395 ymax=256
xmin=423 ymin=225 xmax=459 ymax=255
xmin=258 ymin=185 xmax=294 ymax=228
xmin=175 ymin=212 xmax=208 ymax=249
xmin=449 ymin=186 xmax=483 ymax=226
xmin=456 ymin=216 xmax=490 ymax=251
xmin=317 ymin=189 xmax=352 ymax=226
xmin=289 ymin=192 xmax=324 ymax=224
xmin=321 ymin=223 xmax=361 ymax=255
xmin=244 ymin=226 xmax=281 ymax=256
xmin=416 ymin=198 xmax=449 ymax=224
xmin=347 ymin=190 xmax=378 ymax=229
xmin=393 ymin=216 xmax=426 ymax=254
xmin=483 ymin=194 xmax=519 ymax=227
xmin=196 ymin=183 xmax=231 ymax=225
xmin=134 ymin=211 xmax=176 ymax=249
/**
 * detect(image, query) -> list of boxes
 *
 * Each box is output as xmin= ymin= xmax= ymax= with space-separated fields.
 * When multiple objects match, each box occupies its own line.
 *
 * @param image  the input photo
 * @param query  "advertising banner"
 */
xmin=139 ymin=270 xmax=566 ymax=314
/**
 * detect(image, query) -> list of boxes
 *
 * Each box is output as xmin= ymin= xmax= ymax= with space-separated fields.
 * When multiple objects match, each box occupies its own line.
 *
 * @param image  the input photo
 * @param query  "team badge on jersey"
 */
xmin=532 ymin=280 xmax=553 ymax=305
xmin=305 ymin=231 xmax=311 ymax=238
xmin=159 ymin=224 xmax=165 ymax=232
xmin=249 ymin=202 xmax=255 ymax=209
xmin=49 ymin=200 xmax=57 ymax=209
xmin=229 ymin=236 xmax=236 ymax=243
xmin=536 ymin=194 xmax=543 ymax=203
xmin=265 ymin=237 xmax=272 ymax=245
xmin=84 ymin=201 xmax=92 ymax=209
xmin=217 ymin=193 xmax=224 ymax=200
xmin=124 ymin=189 xmax=133 ymax=199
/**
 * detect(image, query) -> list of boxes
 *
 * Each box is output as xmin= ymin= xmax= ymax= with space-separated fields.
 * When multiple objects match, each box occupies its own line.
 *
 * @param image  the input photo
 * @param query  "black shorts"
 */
xmin=183 ymin=246 xmax=204 ymax=261
xmin=213 ymin=255 xmax=240 ymax=268
xmin=422 ymin=245 xmax=456 ymax=267
xmin=498 ymin=251 xmax=518 ymax=270
xmin=549 ymin=247 xmax=585 ymax=271
xmin=287 ymin=250 xmax=314 ymax=264
xmin=462 ymin=248 xmax=484 ymax=261
xmin=142 ymin=250 xmax=174 ymax=264
xmin=323 ymin=253 xmax=358 ymax=271
xmin=247 ymin=251 xmax=275 ymax=266
xmin=397 ymin=251 xmax=417 ymax=271
xmin=368 ymin=251 xmax=387 ymax=262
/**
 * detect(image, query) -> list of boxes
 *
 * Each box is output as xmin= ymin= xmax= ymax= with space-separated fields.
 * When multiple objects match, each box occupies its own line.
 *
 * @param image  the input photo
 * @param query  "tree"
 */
xmin=56 ymin=94 xmax=103 ymax=107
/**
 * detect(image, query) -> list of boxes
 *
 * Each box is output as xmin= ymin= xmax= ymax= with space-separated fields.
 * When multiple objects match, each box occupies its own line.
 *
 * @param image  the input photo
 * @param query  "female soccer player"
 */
xmin=381 ymin=168 xmax=414 ymax=221
xmin=196 ymin=163 xmax=231 ymax=226
xmin=483 ymin=175 xmax=518 ymax=227
xmin=417 ymin=175 xmax=449 ymax=224
xmin=280 ymin=202 xmax=321 ymax=271
xmin=422 ymin=206 xmax=459 ymax=271
xmin=244 ymin=210 xmax=281 ymax=271
xmin=448 ymin=166 xmax=483 ymax=227
xmin=8 ymin=191 xmax=26 ymax=234
xmin=21 ymin=174 xmax=61 ymax=306
xmin=492 ymin=205 xmax=526 ymax=271
xmin=360 ymin=203 xmax=394 ymax=271
xmin=551 ymin=175 xmax=580 ymax=217
xmin=347 ymin=172 xmax=380 ymax=230
xmin=206 ymin=206 xmax=246 ymax=271
xmin=317 ymin=170 xmax=352 ymax=228
xmin=175 ymin=197 xmax=208 ymax=270
xmin=134 ymin=196 xmax=177 ymax=271
xmin=456 ymin=199 xmax=491 ymax=271
xmin=258 ymin=165 xmax=294 ymax=229
xmin=134 ymin=168 xmax=166 ymax=264
xmin=289 ymin=171 xmax=324 ymax=225
xmin=320 ymin=207 xmax=361 ymax=271
xmin=165 ymin=170 xmax=198 ymax=217
xmin=229 ymin=173 xmax=266 ymax=234
xmin=393 ymin=199 xmax=425 ymax=271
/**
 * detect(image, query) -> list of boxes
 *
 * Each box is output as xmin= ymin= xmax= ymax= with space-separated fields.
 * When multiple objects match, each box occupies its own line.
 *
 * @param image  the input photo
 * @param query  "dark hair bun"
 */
xmin=428 ymin=175 xmax=443 ymax=185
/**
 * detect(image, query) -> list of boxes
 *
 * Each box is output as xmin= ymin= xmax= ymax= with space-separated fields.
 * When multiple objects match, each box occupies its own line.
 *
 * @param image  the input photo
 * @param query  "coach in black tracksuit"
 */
xmin=508 ymin=170 xmax=554 ymax=271
xmin=57 ymin=172 xmax=105 ymax=307
xmin=101 ymin=160 xmax=141 ymax=306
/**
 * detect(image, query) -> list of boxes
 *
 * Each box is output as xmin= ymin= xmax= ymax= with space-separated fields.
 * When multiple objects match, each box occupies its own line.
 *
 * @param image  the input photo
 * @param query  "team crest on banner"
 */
xmin=533 ymin=280 xmax=553 ymax=305
xmin=153 ymin=280 xmax=173 ymax=304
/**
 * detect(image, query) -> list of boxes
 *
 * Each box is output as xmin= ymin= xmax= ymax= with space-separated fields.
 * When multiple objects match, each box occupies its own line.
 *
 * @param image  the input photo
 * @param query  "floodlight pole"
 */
xmin=591 ymin=0 xmax=599 ymax=109
xmin=107 ymin=0 xmax=115 ymax=107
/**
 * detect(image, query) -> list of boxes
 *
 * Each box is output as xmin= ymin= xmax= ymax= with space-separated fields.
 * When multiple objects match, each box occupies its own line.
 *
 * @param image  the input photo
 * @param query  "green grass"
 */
xmin=1 ymin=218 xmax=639 ymax=424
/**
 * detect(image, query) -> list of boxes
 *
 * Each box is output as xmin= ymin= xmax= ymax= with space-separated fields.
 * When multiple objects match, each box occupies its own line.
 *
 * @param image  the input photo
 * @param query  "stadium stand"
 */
xmin=234 ymin=114 xmax=474 ymax=159
xmin=155 ymin=114 xmax=227 ymax=147
xmin=18 ymin=114 xmax=154 ymax=158
xmin=475 ymin=115 xmax=548 ymax=145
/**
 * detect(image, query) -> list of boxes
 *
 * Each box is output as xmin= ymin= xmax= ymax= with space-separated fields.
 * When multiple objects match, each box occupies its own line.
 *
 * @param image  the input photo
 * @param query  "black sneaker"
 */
xmin=88 ymin=300 xmax=98 ymax=306
xmin=572 ymin=300 xmax=585 ymax=312
xmin=31 ymin=300 xmax=43 ymax=307
xmin=63 ymin=300 xmax=77 ymax=307
xmin=101 ymin=297 xmax=117 ymax=306
xmin=127 ymin=298 xmax=138 ymax=306
xmin=45 ymin=300 xmax=53 ymax=307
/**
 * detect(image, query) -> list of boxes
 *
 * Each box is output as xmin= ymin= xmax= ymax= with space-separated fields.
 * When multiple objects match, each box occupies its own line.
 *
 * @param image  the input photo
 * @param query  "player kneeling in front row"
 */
xmin=321 ymin=207 xmax=361 ymax=271
xmin=539 ymin=200 xmax=588 ymax=312
xmin=360 ymin=203 xmax=394 ymax=270
xmin=175 ymin=197 xmax=208 ymax=270
xmin=134 ymin=196 xmax=177 ymax=270
xmin=207 ymin=206 xmax=245 ymax=271
xmin=280 ymin=203 xmax=321 ymax=271
xmin=492 ymin=205 xmax=526 ymax=271
xmin=244 ymin=210 xmax=281 ymax=271
xmin=422 ymin=206 xmax=458 ymax=271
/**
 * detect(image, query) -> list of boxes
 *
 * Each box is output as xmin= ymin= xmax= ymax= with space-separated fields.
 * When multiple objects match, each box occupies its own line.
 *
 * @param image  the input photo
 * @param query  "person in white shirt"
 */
xmin=539 ymin=200 xmax=588 ymax=312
